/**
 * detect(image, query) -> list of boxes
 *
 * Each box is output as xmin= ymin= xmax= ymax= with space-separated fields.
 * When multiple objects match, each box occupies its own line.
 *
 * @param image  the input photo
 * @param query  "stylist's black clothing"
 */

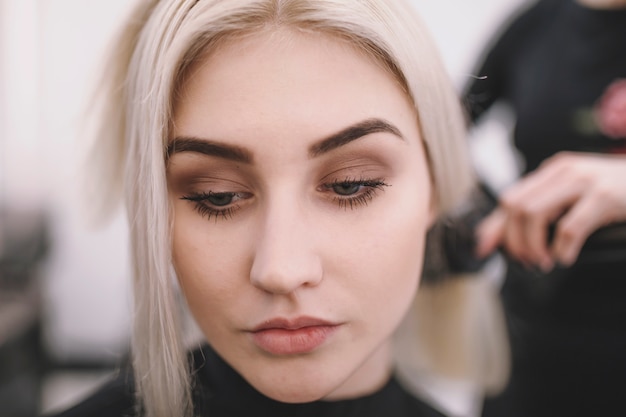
xmin=466 ymin=0 xmax=626 ymax=168
xmin=464 ymin=1 xmax=626 ymax=416
xmin=47 ymin=345 xmax=448 ymax=417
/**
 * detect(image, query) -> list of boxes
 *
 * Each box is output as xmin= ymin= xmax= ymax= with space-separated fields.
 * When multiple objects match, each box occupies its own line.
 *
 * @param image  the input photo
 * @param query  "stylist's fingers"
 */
xmin=523 ymin=211 xmax=552 ymax=272
xmin=511 ymin=181 xmax=584 ymax=269
xmin=475 ymin=208 xmax=506 ymax=258
xmin=496 ymin=174 xmax=572 ymax=269
xmin=501 ymin=209 xmax=529 ymax=264
xmin=485 ymin=153 xmax=626 ymax=268
xmin=552 ymin=189 xmax=624 ymax=266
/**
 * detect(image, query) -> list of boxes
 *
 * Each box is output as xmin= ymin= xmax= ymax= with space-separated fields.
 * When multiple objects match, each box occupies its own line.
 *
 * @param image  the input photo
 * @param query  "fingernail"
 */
xmin=539 ymin=258 xmax=554 ymax=273
xmin=559 ymin=250 xmax=577 ymax=268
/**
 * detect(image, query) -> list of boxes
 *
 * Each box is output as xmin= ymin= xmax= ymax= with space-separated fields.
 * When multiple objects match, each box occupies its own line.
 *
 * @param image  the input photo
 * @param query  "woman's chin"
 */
xmin=242 ymin=366 xmax=344 ymax=404
xmin=255 ymin=383 xmax=330 ymax=404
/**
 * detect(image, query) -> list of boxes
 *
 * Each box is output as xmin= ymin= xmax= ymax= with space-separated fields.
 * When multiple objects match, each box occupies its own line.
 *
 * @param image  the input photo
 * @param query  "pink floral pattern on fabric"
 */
xmin=596 ymin=78 xmax=626 ymax=140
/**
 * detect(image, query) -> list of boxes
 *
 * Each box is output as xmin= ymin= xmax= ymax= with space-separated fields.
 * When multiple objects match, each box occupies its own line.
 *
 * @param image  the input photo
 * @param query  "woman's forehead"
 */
xmin=172 ymin=27 xmax=417 ymax=141
xmin=167 ymin=27 xmax=424 ymax=173
xmin=175 ymin=26 xmax=409 ymax=108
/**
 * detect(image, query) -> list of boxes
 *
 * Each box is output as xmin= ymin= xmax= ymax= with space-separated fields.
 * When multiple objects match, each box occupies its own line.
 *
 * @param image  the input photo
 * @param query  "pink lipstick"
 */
xmin=249 ymin=317 xmax=339 ymax=355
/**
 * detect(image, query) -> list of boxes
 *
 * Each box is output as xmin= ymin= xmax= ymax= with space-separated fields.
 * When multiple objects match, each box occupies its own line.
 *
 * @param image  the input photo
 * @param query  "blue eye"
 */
xmin=331 ymin=182 xmax=362 ymax=196
xmin=205 ymin=192 xmax=235 ymax=206
xmin=323 ymin=178 xmax=389 ymax=209
xmin=181 ymin=178 xmax=389 ymax=221
xmin=181 ymin=191 xmax=249 ymax=221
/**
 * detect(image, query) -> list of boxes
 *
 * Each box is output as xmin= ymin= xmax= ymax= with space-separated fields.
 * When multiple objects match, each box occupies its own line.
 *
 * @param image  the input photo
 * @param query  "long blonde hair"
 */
xmin=88 ymin=1 xmax=503 ymax=416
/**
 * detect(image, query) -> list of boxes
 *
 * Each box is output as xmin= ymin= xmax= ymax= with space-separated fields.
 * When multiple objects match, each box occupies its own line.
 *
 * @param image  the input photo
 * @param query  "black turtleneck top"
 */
xmin=48 ymin=345 xmax=447 ymax=417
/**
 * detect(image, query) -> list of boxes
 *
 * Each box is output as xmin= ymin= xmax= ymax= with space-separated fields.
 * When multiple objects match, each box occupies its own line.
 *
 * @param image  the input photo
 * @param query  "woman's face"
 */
xmin=168 ymin=28 xmax=433 ymax=403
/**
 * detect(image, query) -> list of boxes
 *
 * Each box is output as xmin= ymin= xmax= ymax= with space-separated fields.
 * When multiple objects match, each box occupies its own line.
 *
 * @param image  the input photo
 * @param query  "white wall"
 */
xmin=411 ymin=0 xmax=527 ymax=88
xmin=0 ymin=0 xmax=41 ymax=208
xmin=0 ymin=0 xmax=134 ymax=361
xmin=0 ymin=0 xmax=527 ymax=361
xmin=38 ymin=0 xmax=136 ymax=362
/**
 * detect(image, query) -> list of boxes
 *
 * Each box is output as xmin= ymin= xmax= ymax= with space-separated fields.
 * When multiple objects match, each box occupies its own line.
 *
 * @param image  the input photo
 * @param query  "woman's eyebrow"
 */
xmin=166 ymin=137 xmax=253 ymax=163
xmin=308 ymin=118 xmax=404 ymax=158
xmin=167 ymin=118 xmax=402 ymax=162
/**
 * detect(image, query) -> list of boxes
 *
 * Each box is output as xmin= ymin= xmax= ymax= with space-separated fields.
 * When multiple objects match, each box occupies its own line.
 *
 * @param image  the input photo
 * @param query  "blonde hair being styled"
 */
xmin=88 ymin=1 xmax=508 ymax=416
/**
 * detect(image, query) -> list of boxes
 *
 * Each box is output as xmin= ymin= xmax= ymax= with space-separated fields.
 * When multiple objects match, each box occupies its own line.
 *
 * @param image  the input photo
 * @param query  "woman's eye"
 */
xmin=206 ymin=192 xmax=235 ymax=206
xmin=180 ymin=191 xmax=250 ymax=221
xmin=322 ymin=178 xmax=389 ymax=209
xmin=331 ymin=182 xmax=362 ymax=196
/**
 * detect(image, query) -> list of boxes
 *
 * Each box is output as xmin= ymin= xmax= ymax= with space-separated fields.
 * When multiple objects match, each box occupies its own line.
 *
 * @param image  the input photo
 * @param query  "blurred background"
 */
xmin=0 ymin=0 xmax=527 ymax=415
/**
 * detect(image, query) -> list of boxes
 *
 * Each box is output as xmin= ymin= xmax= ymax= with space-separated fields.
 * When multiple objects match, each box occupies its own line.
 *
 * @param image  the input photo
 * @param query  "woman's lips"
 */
xmin=249 ymin=317 xmax=339 ymax=355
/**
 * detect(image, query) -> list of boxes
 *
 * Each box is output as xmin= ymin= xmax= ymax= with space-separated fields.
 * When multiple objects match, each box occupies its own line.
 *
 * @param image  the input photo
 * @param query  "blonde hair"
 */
xmin=88 ymin=1 xmax=505 ymax=416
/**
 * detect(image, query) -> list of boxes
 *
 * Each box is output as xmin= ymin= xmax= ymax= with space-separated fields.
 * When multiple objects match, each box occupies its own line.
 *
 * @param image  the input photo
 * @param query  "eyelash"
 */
xmin=180 ymin=178 xmax=389 ymax=221
xmin=323 ymin=178 xmax=389 ymax=210
xmin=181 ymin=191 xmax=245 ymax=222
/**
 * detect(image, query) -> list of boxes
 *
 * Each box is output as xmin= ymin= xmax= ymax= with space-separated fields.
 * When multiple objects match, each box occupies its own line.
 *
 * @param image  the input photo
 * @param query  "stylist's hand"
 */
xmin=476 ymin=152 xmax=626 ymax=272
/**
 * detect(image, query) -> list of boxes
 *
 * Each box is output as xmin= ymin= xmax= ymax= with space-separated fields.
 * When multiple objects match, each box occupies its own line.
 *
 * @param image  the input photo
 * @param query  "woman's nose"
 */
xmin=249 ymin=202 xmax=323 ymax=295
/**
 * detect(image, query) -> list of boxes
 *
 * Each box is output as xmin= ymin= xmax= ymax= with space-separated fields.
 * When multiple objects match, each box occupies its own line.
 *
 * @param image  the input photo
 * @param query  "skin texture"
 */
xmin=476 ymin=152 xmax=626 ymax=271
xmin=167 ymin=29 xmax=434 ymax=403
